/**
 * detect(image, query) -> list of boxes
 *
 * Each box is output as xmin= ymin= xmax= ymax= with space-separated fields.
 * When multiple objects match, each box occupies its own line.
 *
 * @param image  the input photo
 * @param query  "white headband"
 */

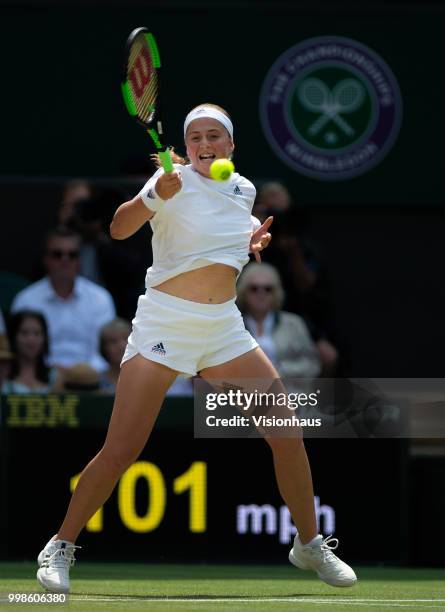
xmin=184 ymin=106 xmax=234 ymax=139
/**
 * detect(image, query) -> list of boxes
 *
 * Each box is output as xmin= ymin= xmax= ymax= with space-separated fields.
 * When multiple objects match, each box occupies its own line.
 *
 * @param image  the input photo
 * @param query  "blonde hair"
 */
xmin=100 ymin=317 xmax=131 ymax=357
xmin=152 ymin=103 xmax=232 ymax=168
xmin=236 ymin=263 xmax=285 ymax=312
xmin=151 ymin=146 xmax=188 ymax=168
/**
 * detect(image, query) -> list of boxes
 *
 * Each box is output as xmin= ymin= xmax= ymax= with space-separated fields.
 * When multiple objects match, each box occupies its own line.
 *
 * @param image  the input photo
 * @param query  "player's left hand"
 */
xmin=250 ymin=216 xmax=273 ymax=263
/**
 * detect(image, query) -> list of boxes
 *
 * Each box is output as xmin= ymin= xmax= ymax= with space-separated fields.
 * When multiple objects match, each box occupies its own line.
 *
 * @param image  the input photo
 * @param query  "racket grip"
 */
xmin=159 ymin=150 xmax=174 ymax=173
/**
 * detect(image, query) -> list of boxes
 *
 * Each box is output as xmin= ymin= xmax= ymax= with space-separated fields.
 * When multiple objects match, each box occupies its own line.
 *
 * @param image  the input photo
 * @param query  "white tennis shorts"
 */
xmin=121 ymin=288 xmax=258 ymax=377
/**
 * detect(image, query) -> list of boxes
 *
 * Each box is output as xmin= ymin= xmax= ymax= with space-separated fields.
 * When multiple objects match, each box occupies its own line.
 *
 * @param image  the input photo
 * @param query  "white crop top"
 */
xmin=139 ymin=164 xmax=260 ymax=288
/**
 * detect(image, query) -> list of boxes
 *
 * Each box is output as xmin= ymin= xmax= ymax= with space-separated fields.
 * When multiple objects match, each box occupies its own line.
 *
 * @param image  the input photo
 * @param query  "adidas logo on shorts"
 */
xmin=151 ymin=342 xmax=166 ymax=355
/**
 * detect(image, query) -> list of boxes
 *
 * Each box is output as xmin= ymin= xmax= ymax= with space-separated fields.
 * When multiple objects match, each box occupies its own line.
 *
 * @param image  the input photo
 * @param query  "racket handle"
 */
xmin=159 ymin=149 xmax=174 ymax=173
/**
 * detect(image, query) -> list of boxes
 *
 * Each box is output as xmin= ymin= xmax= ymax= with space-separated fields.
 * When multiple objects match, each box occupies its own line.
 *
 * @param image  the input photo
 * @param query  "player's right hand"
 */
xmin=155 ymin=171 xmax=182 ymax=200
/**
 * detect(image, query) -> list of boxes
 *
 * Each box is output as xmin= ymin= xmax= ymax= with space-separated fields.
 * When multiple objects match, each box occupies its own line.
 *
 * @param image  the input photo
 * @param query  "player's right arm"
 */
xmin=110 ymin=171 xmax=182 ymax=240
xmin=155 ymin=171 xmax=182 ymax=200
xmin=110 ymin=196 xmax=153 ymax=240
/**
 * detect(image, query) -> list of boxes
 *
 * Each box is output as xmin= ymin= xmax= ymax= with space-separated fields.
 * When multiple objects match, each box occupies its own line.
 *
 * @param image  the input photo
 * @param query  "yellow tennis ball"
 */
xmin=210 ymin=158 xmax=235 ymax=181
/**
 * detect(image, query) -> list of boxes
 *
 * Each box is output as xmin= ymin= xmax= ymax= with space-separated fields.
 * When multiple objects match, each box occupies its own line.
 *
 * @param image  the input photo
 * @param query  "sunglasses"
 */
xmin=47 ymin=249 xmax=80 ymax=260
xmin=247 ymin=284 xmax=275 ymax=293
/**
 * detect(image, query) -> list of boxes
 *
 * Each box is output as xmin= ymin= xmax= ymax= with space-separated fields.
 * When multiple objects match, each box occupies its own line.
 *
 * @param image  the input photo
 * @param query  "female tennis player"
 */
xmin=37 ymin=104 xmax=356 ymax=593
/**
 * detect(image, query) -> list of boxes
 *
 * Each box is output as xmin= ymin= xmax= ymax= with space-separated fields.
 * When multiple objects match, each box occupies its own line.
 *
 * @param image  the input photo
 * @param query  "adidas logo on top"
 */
xmin=151 ymin=342 xmax=166 ymax=355
xmin=233 ymin=185 xmax=243 ymax=195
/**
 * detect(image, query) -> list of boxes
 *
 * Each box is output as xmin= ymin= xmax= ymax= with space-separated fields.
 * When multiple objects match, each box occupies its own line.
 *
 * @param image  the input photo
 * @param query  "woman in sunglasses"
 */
xmin=237 ymin=262 xmax=321 ymax=380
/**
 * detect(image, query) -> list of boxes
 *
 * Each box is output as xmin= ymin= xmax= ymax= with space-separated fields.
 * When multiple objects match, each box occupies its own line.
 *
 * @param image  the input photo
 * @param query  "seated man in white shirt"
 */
xmin=11 ymin=227 xmax=116 ymax=372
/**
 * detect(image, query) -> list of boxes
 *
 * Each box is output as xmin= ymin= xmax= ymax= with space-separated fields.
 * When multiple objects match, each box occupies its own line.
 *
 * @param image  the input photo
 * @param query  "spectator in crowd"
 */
xmin=11 ymin=226 xmax=116 ymax=372
xmin=254 ymin=181 xmax=295 ymax=217
xmin=0 ymin=309 xmax=9 ymax=385
xmin=58 ymin=179 xmax=92 ymax=226
xmin=29 ymin=183 xmax=94 ymax=284
xmin=98 ymin=317 xmax=193 ymax=396
xmin=0 ymin=333 xmax=13 ymax=387
xmin=237 ymin=263 xmax=321 ymax=379
xmin=1 ymin=310 xmax=60 ymax=394
xmin=253 ymin=181 xmax=318 ymax=306
xmin=253 ymin=181 xmax=338 ymax=375
xmin=62 ymin=363 xmax=100 ymax=393
xmin=64 ymin=189 xmax=118 ymax=286
xmin=62 ymin=188 xmax=151 ymax=320
xmin=98 ymin=318 xmax=131 ymax=393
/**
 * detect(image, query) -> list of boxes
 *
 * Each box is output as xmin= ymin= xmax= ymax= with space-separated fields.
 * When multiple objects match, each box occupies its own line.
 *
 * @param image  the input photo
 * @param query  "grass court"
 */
xmin=1 ymin=563 xmax=445 ymax=611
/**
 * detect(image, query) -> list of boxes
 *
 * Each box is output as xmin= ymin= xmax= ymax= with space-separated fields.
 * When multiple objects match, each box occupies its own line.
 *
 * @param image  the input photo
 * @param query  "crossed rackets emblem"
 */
xmin=298 ymin=77 xmax=365 ymax=137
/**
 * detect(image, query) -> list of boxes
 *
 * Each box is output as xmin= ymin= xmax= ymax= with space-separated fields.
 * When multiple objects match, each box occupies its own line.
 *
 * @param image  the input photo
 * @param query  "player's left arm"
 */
xmin=250 ymin=216 xmax=273 ymax=263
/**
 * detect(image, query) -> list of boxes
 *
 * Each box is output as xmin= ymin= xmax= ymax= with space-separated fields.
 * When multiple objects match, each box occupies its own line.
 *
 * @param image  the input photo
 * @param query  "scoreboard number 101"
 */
xmin=70 ymin=461 xmax=207 ymax=534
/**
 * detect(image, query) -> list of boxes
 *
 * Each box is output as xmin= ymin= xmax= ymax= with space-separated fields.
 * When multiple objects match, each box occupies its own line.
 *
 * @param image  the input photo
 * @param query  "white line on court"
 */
xmin=70 ymin=596 xmax=445 ymax=608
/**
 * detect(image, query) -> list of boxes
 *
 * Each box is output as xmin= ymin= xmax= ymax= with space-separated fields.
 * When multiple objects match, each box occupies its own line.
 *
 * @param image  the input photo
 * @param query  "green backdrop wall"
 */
xmin=1 ymin=5 xmax=443 ymax=204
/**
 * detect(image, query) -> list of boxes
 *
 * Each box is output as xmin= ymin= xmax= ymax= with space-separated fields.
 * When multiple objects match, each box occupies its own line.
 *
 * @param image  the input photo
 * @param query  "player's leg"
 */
xmin=200 ymin=347 xmax=318 ymax=545
xmin=200 ymin=347 xmax=356 ymax=587
xmin=57 ymin=355 xmax=177 ymax=542
xmin=37 ymin=355 xmax=177 ymax=592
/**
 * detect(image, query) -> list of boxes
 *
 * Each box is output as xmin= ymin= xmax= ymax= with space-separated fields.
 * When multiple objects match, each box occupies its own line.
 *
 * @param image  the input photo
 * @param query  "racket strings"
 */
xmin=298 ymin=79 xmax=331 ymax=112
xmin=306 ymin=86 xmax=326 ymax=105
xmin=136 ymin=76 xmax=158 ymax=122
xmin=127 ymin=38 xmax=158 ymax=123
xmin=332 ymin=80 xmax=365 ymax=112
xmin=299 ymin=78 xmax=365 ymax=114
xmin=298 ymin=77 xmax=366 ymax=138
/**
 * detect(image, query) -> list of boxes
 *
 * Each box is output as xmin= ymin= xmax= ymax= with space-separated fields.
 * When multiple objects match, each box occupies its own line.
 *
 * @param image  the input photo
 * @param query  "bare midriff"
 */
xmin=153 ymin=263 xmax=238 ymax=303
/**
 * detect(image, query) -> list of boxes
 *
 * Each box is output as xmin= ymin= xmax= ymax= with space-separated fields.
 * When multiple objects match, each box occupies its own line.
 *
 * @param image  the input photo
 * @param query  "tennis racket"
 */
xmin=121 ymin=27 xmax=173 ymax=172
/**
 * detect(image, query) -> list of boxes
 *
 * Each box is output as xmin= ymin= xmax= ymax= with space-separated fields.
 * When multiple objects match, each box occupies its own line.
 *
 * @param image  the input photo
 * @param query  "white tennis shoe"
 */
xmin=37 ymin=535 xmax=59 ymax=567
xmin=37 ymin=538 xmax=80 ymax=593
xmin=289 ymin=534 xmax=357 ymax=587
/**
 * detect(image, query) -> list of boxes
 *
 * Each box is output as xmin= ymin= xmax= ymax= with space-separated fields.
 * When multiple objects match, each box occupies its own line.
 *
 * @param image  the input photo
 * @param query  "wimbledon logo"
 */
xmin=259 ymin=36 xmax=402 ymax=180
